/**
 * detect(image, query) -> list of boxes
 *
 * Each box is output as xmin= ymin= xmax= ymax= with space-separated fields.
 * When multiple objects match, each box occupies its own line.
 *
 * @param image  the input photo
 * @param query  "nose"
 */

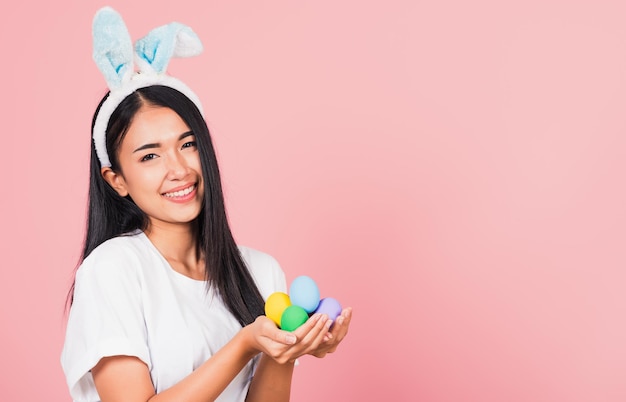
xmin=165 ymin=151 xmax=189 ymax=180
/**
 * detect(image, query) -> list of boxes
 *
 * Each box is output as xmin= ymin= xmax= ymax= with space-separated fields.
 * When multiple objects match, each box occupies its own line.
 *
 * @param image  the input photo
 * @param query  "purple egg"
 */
xmin=314 ymin=297 xmax=342 ymax=321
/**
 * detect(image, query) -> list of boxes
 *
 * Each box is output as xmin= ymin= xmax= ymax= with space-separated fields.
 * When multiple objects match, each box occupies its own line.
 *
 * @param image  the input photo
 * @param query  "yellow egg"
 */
xmin=265 ymin=292 xmax=292 ymax=326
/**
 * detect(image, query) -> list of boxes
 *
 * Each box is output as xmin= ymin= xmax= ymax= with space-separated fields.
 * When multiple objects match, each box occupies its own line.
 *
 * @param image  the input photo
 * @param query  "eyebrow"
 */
xmin=133 ymin=131 xmax=194 ymax=153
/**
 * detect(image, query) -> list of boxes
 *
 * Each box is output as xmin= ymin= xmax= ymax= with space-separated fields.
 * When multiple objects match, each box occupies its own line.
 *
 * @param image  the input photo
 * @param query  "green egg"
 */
xmin=280 ymin=305 xmax=309 ymax=332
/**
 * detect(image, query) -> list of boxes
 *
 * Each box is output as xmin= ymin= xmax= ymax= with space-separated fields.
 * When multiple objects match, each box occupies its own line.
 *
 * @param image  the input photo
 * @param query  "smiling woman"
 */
xmin=60 ymin=7 xmax=351 ymax=402
xmin=102 ymin=103 xmax=205 ymax=229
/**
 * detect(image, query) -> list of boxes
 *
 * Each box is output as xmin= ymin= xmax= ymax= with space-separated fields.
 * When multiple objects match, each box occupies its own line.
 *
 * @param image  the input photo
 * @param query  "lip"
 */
xmin=161 ymin=183 xmax=198 ymax=203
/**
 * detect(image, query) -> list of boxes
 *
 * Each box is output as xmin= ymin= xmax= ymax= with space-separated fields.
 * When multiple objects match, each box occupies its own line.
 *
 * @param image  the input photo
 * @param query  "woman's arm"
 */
xmin=92 ymin=314 xmax=332 ymax=402
xmin=92 ymin=327 xmax=259 ymax=402
xmin=245 ymin=313 xmax=332 ymax=402
xmin=245 ymin=356 xmax=295 ymax=402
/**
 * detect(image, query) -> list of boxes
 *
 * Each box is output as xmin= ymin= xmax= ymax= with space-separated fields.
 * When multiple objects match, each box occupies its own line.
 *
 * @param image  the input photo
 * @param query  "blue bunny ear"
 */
xmin=135 ymin=22 xmax=203 ymax=74
xmin=92 ymin=7 xmax=134 ymax=89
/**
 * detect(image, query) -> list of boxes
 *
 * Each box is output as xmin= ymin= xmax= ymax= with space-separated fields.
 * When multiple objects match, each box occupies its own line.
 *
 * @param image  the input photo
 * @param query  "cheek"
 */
xmin=125 ymin=168 xmax=163 ymax=196
xmin=189 ymin=154 xmax=205 ymax=191
xmin=188 ymin=153 xmax=203 ymax=175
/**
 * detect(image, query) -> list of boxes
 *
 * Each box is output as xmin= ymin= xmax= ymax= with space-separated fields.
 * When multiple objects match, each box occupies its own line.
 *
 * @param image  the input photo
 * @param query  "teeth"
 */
xmin=164 ymin=185 xmax=195 ymax=198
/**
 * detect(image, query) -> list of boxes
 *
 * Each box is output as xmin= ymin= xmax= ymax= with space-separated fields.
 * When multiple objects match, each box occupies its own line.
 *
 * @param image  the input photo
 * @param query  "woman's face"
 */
xmin=104 ymin=104 xmax=204 ymax=230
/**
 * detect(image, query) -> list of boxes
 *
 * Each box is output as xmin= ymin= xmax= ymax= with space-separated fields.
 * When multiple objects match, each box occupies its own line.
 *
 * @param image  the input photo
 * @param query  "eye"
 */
xmin=182 ymin=141 xmax=197 ymax=149
xmin=140 ymin=153 xmax=158 ymax=162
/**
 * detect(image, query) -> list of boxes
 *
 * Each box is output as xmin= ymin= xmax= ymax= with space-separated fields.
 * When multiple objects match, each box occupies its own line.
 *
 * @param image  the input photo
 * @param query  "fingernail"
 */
xmin=337 ymin=316 xmax=345 ymax=325
xmin=286 ymin=334 xmax=296 ymax=344
xmin=325 ymin=320 xmax=333 ymax=329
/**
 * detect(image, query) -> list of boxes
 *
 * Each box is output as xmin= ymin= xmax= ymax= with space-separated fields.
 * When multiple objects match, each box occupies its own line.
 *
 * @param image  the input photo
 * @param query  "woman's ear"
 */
xmin=101 ymin=167 xmax=129 ymax=197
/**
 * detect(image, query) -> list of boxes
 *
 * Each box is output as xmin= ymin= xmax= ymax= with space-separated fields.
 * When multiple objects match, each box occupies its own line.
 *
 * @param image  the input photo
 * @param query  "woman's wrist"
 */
xmin=235 ymin=323 xmax=262 ymax=361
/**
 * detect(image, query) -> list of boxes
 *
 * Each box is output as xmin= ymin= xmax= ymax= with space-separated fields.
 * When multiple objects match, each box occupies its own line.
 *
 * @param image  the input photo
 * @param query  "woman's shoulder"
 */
xmin=85 ymin=231 xmax=147 ymax=257
xmin=237 ymin=246 xmax=287 ymax=296
xmin=238 ymin=246 xmax=280 ymax=269
xmin=78 ymin=232 xmax=150 ymax=277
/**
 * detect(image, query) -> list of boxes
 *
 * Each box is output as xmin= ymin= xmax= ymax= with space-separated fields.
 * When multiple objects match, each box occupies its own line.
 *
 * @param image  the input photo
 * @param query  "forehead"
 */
xmin=123 ymin=105 xmax=190 ymax=146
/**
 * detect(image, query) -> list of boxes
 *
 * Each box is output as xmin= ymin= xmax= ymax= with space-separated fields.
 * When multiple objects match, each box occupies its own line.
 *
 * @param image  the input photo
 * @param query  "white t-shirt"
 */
xmin=61 ymin=231 xmax=286 ymax=402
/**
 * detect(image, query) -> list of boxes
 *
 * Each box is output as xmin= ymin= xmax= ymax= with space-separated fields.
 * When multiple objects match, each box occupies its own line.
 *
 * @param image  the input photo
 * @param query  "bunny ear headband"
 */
xmin=92 ymin=6 xmax=204 ymax=168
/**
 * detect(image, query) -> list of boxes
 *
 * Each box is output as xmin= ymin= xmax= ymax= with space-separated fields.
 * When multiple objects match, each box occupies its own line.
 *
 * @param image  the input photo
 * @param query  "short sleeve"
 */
xmin=238 ymin=246 xmax=287 ymax=299
xmin=61 ymin=242 xmax=151 ymax=402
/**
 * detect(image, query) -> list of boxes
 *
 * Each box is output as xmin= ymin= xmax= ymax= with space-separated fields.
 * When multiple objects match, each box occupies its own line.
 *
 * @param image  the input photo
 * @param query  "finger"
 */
xmin=311 ymin=318 xmax=333 ymax=348
xmin=275 ymin=330 xmax=297 ymax=345
xmin=265 ymin=314 xmax=324 ymax=360
xmin=263 ymin=322 xmax=297 ymax=346
xmin=290 ymin=313 xmax=322 ymax=338
xmin=339 ymin=307 xmax=352 ymax=323
xmin=327 ymin=307 xmax=353 ymax=343
xmin=265 ymin=315 xmax=324 ymax=362
xmin=300 ymin=315 xmax=332 ymax=353
xmin=255 ymin=315 xmax=297 ymax=346
xmin=291 ymin=314 xmax=329 ymax=351
xmin=292 ymin=313 xmax=324 ymax=339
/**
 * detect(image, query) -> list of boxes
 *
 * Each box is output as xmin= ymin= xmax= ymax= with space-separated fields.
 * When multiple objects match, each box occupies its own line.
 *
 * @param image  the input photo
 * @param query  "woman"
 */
xmin=62 ymin=8 xmax=351 ymax=402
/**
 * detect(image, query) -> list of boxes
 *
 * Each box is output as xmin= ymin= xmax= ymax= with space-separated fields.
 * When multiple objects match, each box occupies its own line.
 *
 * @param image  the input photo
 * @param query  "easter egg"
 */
xmin=289 ymin=275 xmax=320 ymax=313
xmin=314 ymin=297 xmax=342 ymax=321
xmin=280 ymin=305 xmax=309 ymax=332
xmin=265 ymin=292 xmax=291 ymax=326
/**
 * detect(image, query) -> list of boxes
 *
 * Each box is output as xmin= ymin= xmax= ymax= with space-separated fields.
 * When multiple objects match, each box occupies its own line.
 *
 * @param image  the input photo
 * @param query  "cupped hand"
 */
xmin=244 ymin=313 xmax=333 ymax=364
xmin=308 ymin=307 xmax=352 ymax=358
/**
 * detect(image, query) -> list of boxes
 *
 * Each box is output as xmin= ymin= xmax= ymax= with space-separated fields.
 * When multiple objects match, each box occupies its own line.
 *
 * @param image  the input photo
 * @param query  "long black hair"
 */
xmin=68 ymin=85 xmax=265 ymax=326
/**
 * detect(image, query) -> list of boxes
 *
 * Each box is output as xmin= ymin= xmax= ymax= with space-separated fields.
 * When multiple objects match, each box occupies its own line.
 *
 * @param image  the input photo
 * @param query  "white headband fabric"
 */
xmin=92 ymin=7 xmax=204 ymax=168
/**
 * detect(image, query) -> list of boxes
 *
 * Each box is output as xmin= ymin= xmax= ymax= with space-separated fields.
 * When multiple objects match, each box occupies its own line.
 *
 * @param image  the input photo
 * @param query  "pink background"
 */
xmin=2 ymin=1 xmax=626 ymax=401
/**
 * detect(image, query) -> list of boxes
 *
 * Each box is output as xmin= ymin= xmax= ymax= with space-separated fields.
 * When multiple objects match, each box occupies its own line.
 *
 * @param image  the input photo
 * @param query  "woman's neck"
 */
xmin=144 ymin=221 xmax=205 ymax=280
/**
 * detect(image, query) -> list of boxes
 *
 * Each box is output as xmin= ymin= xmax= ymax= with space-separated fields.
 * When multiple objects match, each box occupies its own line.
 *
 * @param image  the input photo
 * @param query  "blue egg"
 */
xmin=289 ymin=275 xmax=320 ymax=313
